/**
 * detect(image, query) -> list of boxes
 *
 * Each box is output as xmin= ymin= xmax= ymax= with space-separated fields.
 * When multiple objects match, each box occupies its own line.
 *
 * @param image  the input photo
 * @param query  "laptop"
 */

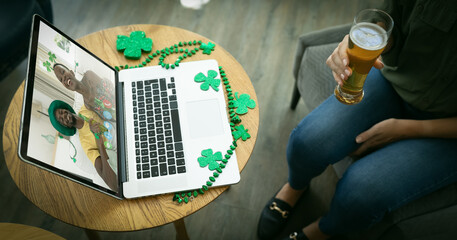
xmin=18 ymin=15 xmax=240 ymax=199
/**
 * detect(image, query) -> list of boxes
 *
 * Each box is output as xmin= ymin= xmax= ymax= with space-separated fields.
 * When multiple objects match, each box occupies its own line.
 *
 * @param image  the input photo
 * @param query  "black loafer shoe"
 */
xmin=283 ymin=231 xmax=309 ymax=240
xmin=257 ymin=197 xmax=293 ymax=240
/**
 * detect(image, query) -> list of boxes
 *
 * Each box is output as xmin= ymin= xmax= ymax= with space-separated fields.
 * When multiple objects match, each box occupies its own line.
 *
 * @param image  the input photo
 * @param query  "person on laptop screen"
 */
xmin=48 ymin=100 xmax=118 ymax=191
xmin=53 ymin=63 xmax=116 ymax=122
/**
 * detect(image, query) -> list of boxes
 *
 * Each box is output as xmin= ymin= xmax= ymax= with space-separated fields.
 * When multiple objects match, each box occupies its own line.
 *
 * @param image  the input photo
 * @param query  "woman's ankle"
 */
xmin=275 ymin=182 xmax=307 ymax=207
xmin=302 ymin=218 xmax=330 ymax=240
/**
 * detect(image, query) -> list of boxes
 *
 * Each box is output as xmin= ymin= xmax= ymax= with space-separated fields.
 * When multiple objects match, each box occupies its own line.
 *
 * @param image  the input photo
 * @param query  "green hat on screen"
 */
xmin=48 ymin=100 xmax=77 ymax=136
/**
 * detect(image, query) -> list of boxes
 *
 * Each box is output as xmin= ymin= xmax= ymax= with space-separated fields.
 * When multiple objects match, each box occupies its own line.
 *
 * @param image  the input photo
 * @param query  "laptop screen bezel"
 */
xmin=18 ymin=14 xmax=123 ymax=199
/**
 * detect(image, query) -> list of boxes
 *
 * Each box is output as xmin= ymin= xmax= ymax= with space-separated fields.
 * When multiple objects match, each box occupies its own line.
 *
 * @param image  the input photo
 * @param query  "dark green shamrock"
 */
xmin=194 ymin=70 xmax=221 ymax=91
xmin=48 ymin=52 xmax=56 ymax=63
xmin=198 ymin=149 xmax=223 ymax=171
xmin=199 ymin=41 xmax=215 ymax=55
xmin=232 ymin=92 xmax=256 ymax=114
xmin=232 ymin=125 xmax=251 ymax=141
xmin=43 ymin=61 xmax=52 ymax=72
xmin=116 ymin=31 xmax=153 ymax=60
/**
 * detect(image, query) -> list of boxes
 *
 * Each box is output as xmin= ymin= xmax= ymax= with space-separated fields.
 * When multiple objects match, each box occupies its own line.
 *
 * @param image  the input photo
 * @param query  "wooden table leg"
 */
xmin=85 ymin=229 xmax=101 ymax=240
xmin=173 ymin=219 xmax=190 ymax=240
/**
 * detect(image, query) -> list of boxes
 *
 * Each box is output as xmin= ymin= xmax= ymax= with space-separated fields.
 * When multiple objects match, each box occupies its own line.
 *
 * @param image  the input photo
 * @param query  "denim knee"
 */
xmin=319 ymin=167 xmax=388 ymax=234
xmin=287 ymin=126 xmax=330 ymax=166
xmin=337 ymin=171 xmax=387 ymax=218
xmin=286 ymin=121 xmax=337 ymax=189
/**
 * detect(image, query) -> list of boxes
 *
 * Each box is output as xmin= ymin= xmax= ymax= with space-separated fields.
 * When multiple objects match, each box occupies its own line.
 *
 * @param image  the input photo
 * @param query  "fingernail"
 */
xmin=380 ymin=61 xmax=385 ymax=68
xmin=356 ymin=136 xmax=362 ymax=143
xmin=345 ymin=69 xmax=350 ymax=76
xmin=340 ymin=73 xmax=345 ymax=80
xmin=343 ymin=59 xmax=348 ymax=66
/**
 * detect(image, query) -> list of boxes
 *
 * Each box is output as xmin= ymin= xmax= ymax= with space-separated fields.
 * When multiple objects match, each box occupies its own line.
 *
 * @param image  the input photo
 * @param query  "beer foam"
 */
xmin=350 ymin=22 xmax=387 ymax=50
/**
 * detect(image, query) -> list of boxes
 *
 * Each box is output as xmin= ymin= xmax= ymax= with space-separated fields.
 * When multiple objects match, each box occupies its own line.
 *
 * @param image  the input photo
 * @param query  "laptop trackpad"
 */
xmin=136 ymin=174 xmax=189 ymax=196
xmin=186 ymin=99 xmax=224 ymax=139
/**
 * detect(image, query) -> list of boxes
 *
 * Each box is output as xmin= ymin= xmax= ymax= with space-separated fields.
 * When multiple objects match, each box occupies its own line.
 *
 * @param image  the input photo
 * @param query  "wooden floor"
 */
xmin=0 ymin=0 xmax=379 ymax=239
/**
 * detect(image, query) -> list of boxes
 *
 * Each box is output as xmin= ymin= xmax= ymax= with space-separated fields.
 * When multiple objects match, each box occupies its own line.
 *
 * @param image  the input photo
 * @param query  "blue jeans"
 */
xmin=286 ymin=68 xmax=457 ymax=235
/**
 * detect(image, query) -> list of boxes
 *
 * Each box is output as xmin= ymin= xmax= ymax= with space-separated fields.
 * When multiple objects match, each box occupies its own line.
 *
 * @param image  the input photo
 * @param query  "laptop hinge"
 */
xmin=117 ymin=80 xmax=128 ymax=183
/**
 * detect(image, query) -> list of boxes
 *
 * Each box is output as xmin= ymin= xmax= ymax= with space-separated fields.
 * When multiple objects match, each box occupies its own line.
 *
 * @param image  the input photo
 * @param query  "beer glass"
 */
xmin=334 ymin=9 xmax=393 ymax=104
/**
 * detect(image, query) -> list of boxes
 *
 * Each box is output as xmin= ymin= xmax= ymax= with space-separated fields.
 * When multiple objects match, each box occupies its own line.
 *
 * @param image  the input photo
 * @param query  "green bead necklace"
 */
xmin=114 ymin=40 xmax=207 ymax=71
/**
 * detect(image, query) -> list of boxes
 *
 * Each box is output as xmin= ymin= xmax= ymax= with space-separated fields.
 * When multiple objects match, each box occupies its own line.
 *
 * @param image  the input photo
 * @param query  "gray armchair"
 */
xmin=291 ymin=25 xmax=457 ymax=239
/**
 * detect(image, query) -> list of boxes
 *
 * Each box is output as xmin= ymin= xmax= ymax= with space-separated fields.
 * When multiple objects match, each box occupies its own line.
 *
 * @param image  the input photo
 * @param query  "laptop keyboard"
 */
xmin=131 ymin=77 xmax=186 ymax=179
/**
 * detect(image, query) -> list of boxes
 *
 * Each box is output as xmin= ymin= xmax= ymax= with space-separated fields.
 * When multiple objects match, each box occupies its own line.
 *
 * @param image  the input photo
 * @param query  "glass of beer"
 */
xmin=334 ymin=9 xmax=393 ymax=104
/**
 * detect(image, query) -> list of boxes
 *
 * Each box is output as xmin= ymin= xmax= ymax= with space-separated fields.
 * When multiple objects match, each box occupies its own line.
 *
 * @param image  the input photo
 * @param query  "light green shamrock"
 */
xmin=232 ymin=92 xmax=256 ymax=115
xmin=116 ymin=31 xmax=153 ymax=59
xmin=43 ymin=61 xmax=52 ymax=72
xmin=48 ymin=52 xmax=56 ymax=63
xmin=199 ymin=41 xmax=216 ymax=55
xmin=198 ymin=149 xmax=223 ymax=171
xmin=232 ymin=125 xmax=251 ymax=141
xmin=194 ymin=70 xmax=221 ymax=91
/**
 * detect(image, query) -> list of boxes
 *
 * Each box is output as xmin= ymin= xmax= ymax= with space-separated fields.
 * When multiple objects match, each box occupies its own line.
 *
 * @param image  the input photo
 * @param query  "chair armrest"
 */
xmin=292 ymin=24 xmax=351 ymax=80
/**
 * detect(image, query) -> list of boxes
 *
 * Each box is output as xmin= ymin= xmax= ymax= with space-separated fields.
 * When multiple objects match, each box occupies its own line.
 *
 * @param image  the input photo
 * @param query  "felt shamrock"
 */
xmin=43 ymin=61 xmax=52 ymax=72
xmin=116 ymin=31 xmax=153 ymax=60
xmin=48 ymin=52 xmax=56 ymax=63
xmin=198 ymin=149 xmax=223 ymax=171
xmin=194 ymin=70 xmax=221 ymax=91
xmin=232 ymin=125 xmax=251 ymax=141
xmin=232 ymin=92 xmax=256 ymax=114
xmin=199 ymin=41 xmax=216 ymax=55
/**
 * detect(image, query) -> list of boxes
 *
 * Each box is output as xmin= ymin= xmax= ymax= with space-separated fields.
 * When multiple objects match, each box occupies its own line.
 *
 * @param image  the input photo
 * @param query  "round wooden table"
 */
xmin=2 ymin=25 xmax=258 ymax=238
xmin=0 ymin=223 xmax=64 ymax=240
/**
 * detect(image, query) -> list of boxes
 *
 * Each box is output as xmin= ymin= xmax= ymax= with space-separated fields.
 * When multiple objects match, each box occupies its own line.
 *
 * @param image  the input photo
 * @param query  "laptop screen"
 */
xmin=19 ymin=16 xmax=120 ymax=196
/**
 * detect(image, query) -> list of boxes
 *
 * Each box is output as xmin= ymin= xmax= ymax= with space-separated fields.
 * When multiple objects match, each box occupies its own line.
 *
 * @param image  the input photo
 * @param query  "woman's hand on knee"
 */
xmin=351 ymin=118 xmax=406 ymax=157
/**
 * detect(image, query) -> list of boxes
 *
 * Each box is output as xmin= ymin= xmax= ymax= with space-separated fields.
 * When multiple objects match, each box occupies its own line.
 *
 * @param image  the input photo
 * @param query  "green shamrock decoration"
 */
xmin=198 ymin=149 xmax=223 ymax=171
xmin=232 ymin=125 xmax=251 ymax=141
xmin=200 ymin=41 xmax=215 ymax=55
xmin=43 ymin=61 xmax=52 ymax=72
xmin=232 ymin=92 xmax=256 ymax=115
xmin=48 ymin=52 xmax=56 ymax=63
xmin=194 ymin=70 xmax=221 ymax=91
xmin=116 ymin=31 xmax=153 ymax=60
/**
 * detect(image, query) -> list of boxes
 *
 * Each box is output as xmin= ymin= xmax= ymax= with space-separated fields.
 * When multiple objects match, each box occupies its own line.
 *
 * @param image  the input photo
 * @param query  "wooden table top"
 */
xmin=2 ymin=24 xmax=258 ymax=231
xmin=0 ymin=223 xmax=64 ymax=240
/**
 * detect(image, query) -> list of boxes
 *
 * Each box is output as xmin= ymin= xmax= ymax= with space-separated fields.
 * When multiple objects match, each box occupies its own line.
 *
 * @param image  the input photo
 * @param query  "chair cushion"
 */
xmin=296 ymin=43 xmax=337 ymax=110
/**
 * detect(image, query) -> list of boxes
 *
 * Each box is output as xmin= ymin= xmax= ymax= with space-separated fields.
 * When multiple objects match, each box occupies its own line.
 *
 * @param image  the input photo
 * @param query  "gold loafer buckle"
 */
xmin=269 ymin=201 xmax=289 ymax=219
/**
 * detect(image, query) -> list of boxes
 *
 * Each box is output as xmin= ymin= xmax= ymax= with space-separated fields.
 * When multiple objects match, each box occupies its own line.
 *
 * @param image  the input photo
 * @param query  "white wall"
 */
xmin=38 ymin=21 xmax=76 ymax=70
